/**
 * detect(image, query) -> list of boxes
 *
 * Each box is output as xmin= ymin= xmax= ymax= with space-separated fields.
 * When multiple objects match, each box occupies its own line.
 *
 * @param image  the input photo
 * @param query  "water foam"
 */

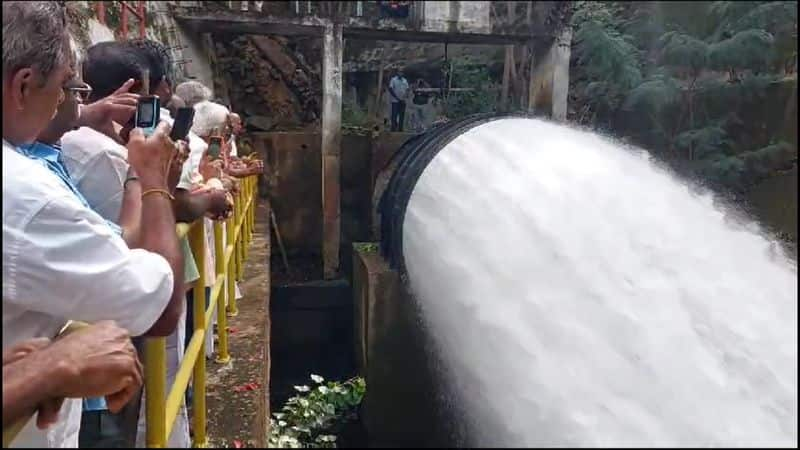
xmin=402 ymin=118 xmax=797 ymax=447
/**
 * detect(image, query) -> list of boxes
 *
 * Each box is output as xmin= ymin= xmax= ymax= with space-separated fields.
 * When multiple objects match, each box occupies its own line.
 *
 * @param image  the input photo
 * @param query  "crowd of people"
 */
xmin=2 ymin=2 xmax=263 ymax=448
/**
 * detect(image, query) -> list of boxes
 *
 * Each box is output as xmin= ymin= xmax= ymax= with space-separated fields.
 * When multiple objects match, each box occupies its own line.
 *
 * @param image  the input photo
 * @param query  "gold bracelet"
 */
xmin=141 ymin=188 xmax=175 ymax=201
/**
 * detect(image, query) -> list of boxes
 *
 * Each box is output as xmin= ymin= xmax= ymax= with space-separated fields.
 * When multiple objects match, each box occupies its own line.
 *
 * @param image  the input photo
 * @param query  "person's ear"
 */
xmin=9 ymin=68 xmax=35 ymax=111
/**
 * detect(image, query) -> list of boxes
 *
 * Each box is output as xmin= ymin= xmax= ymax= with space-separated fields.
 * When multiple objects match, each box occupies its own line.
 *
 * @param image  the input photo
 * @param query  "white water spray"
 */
xmin=402 ymin=118 xmax=797 ymax=447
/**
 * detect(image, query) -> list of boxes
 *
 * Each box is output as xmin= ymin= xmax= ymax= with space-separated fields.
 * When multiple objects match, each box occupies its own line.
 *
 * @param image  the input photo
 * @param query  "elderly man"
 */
xmin=228 ymin=112 xmax=243 ymax=157
xmin=45 ymin=68 xmax=186 ymax=447
xmin=78 ymin=39 xmax=217 ymax=448
xmin=2 ymin=2 xmax=184 ymax=447
xmin=175 ymin=80 xmax=213 ymax=108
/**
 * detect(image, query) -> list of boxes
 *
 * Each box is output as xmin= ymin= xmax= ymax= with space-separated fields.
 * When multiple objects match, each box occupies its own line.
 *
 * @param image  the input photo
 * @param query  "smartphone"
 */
xmin=135 ymin=96 xmax=161 ymax=136
xmin=208 ymin=136 xmax=223 ymax=159
xmin=170 ymin=107 xmax=195 ymax=142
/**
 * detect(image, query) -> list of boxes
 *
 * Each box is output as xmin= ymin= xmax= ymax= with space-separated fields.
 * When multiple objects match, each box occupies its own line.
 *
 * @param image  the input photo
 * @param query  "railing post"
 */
xmin=247 ymin=177 xmax=252 ymax=240
xmin=235 ymin=189 xmax=245 ymax=281
xmin=214 ymin=222 xmax=231 ymax=363
xmin=120 ymin=1 xmax=129 ymax=38
xmin=144 ymin=338 xmax=167 ymax=448
xmin=189 ymin=222 xmax=208 ymax=447
xmin=96 ymin=1 xmax=106 ymax=25
xmin=138 ymin=1 xmax=146 ymax=38
xmin=252 ymin=176 xmax=258 ymax=233
xmin=244 ymin=177 xmax=252 ymax=256
xmin=226 ymin=216 xmax=239 ymax=317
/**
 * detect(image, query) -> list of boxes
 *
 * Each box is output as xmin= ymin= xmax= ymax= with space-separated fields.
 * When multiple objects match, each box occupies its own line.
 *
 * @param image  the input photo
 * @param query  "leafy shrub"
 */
xmin=268 ymin=375 xmax=366 ymax=448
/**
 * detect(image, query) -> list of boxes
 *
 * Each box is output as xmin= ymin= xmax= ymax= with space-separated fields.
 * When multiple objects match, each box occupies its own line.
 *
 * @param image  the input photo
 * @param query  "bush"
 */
xmin=268 ymin=375 xmax=366 ymax=448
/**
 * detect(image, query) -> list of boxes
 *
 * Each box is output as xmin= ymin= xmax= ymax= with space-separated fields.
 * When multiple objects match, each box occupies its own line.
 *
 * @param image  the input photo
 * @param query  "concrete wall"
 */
xmin=352 ymin=246 xmax=466 ymax=446
xmin=341 ymin=135 xmax=374 ymax=254
xmin=421 ymin=1 xmax=492 ymax=34
xmin=67 ymin=1 xmax=215 ymax=93
xmin=251 ymin=131 xmax=413 ymax=261
xmin=748 ymin=166 xmax=798 ymax=244
xmin=254 ymin=132 xmax=323 ymax=258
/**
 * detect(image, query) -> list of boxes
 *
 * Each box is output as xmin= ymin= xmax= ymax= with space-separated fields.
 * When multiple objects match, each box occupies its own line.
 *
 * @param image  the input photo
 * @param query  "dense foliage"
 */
xmin=570 ymin=1 xmax=797 ymax=194
xmin=268 ymin=375 xmax=366 ymax=448
xmin=440 ymin=58 xmax=499 ymax=119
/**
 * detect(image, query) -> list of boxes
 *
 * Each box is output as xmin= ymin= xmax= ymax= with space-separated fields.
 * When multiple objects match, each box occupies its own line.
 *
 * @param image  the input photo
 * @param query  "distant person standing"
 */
xmin=388 ymin=68 xmax=410 ymax=132
xmin=410 ymin=78 xmax=431 ymax=132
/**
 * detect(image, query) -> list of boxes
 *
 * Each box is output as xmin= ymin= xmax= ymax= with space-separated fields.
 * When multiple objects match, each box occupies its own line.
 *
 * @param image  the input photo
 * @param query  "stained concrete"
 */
xmin=352 ymin=245 xmax=464 ymax=447
xmin=252 ymin=132 xmax=322 ymax=258
xmin=322 ymin=23 xmax=344 ymax=279
xmin=173 ymin=2 xmax=554 ymax=44
xmin=206 ymin=201 xmax=272 ymax=448
xmin=250 ymin=130 xmax=413 ymax=265
xmin=270 ymin=279 xmax=356 ymax=410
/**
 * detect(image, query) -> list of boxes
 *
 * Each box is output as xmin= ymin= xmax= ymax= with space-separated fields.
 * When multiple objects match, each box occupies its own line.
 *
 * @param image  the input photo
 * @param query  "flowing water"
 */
xmin=401 ymin=118 xmax=798 ymax=447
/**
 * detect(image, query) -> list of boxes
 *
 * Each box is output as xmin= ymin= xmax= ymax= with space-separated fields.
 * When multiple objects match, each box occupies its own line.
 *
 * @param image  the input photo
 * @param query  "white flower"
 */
xmin=310 ymin=374 xmax=324 ymax=383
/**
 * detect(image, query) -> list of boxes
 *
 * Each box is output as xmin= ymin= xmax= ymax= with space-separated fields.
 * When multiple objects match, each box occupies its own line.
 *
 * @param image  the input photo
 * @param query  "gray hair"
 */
xmin=175 ymin=80 xmax=212 ymax=108
xmin=2 ymin=2 xmax=73 ymax=82
xmin=191 ymin=101 xmax=230 ymax=137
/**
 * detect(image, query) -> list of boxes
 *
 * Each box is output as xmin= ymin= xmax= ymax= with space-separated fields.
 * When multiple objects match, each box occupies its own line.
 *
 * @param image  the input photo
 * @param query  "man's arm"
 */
xmin=3 ymin=322 xmax=142 ymax=429
xmin=173 ymin=189 xmax=231 ymax=223
xmin=127 ymin=124 xmax=185 ymax=336
xmin=2 ymin=338 xmax=58 ymax=428
xmin=118 ymin=166 xmax=142 ymax=248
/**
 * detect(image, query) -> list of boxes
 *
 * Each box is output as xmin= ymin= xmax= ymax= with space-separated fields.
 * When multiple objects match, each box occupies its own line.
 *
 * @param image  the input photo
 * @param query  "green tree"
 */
xmin=570 ymin=1 xmax=797 ymax=194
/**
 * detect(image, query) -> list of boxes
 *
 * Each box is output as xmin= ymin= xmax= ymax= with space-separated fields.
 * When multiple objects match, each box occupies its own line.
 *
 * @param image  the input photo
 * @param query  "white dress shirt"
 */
xmin=228 ymin=136 xmax=238 ymax=157
xmin=61 ymin=127 xmax=128 ymax=223
xmin=161 ymin=108 xmax=215 ymax=285
xmin=2 ymin=140 xmax=174 ymax=448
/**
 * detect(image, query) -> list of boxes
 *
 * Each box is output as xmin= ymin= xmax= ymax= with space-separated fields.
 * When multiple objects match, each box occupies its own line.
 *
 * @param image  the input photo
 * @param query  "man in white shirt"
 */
xmin=2 ymin=2 xmax=185 ymax=447
xmin=228 ymin=112 xmax=243 ymax=157
xmin=388 ymin=67 xmax=410 ymax=131
xmin=80 ymin=39 xmax=226 ymax=448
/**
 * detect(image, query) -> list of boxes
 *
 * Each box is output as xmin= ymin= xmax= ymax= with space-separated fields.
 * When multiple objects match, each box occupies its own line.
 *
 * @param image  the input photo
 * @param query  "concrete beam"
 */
xmin=342 ymin=27 xmax=536 ymax=44
xmin=172 ymin=7 xmax=549 ymax=44
xmin=173 ymin=9 xmax=328 ymax=36
xmin=321 ymin=23 xmax=344 ymax=279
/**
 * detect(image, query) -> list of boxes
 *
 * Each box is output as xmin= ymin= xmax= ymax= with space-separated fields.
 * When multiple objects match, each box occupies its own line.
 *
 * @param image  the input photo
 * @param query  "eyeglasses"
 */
xmin=63 ymin=82 xmax=92 ymax=102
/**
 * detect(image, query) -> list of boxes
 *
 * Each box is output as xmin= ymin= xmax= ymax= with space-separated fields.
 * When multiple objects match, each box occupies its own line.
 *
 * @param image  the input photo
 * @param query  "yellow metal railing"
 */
xmin=145 ymin=175 xmax=258 ymax=448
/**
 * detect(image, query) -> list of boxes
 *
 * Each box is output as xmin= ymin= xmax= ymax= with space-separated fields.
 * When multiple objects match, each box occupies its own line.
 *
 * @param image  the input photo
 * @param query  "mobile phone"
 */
xmin=135 ymin=96 xmax=161 ymax=136
xmin=170 ymin=107 xmax=195 ymax=142
xmin=208 ymin=136 xmax=223 ymax=159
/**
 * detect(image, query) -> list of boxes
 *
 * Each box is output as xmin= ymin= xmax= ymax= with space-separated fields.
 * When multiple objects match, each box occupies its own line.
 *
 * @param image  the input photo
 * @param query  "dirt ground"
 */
xmin=205 ymin=201 xmax=272 ymax=448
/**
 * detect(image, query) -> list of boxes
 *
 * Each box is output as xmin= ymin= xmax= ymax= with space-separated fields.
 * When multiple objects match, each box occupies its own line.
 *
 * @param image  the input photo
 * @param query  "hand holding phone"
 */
xmin=208 ymin=128 xmax=223 ymax=160
xmin=170 ymin=107 xmax=195 ymax=142
xmin=135 ymin=96 xmax=161 ymax=137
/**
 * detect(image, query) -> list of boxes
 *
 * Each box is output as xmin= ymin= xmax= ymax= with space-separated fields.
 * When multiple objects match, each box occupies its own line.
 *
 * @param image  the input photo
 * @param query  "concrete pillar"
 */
xmin=551 ymin=26 xmax=572 ymax=122
xmin=527 ymin=43 xmax=536 ymax=114
xmin=321 ymin=24 xmax=344 ymax=279
xmin=501 ymin=44 xmax=513 ymax=112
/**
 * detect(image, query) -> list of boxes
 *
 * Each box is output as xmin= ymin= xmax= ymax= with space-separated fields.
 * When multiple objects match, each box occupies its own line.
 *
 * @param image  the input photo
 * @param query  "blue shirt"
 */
xmin=19 ymin=142 xmax=122 ymax=236
xmin=18 ymin=141 xmax=119 ymax=413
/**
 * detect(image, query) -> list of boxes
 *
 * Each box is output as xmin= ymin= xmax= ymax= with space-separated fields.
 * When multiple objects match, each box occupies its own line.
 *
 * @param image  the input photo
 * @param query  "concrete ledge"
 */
xmin=352 ymin=243 xmax=456 ymax=446
xmin=206 ymin=201 xmax=272 ymax=447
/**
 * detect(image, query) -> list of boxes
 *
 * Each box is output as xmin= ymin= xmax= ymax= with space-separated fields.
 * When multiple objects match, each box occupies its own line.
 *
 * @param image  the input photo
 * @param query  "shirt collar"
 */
xmin=19 ymin=141 xmax=63 ymax=165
